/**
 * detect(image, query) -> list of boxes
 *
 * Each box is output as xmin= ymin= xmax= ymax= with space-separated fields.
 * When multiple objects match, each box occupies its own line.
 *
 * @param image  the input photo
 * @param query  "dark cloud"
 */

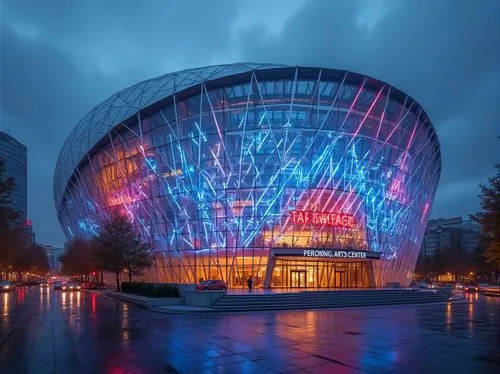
xmin=1 ymin=25 xmax=126 ymax=244
xmin=1 ymin=0 xmax=240 ymax=244
xmin=1 ymin=0 xmax=498 ymax=244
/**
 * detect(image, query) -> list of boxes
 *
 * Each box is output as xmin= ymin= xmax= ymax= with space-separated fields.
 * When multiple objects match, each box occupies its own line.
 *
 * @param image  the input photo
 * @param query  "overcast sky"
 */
xmin=1 ymin=0 xmax=499 ymax=246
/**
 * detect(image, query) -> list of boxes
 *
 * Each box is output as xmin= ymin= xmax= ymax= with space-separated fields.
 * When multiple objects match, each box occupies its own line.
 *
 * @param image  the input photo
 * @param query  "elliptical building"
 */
xmin=54 ymin=63 xmax=441 ymax=288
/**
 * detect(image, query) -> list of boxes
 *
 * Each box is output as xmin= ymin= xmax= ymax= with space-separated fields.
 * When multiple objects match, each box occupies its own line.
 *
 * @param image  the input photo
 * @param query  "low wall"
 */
xmin=174 ymin=283 xmax=196 ymax=297
xmin=105 ymin=291 xmax=184 ymax=308
xmin=184 ymin=290 xmax=226 ymax=307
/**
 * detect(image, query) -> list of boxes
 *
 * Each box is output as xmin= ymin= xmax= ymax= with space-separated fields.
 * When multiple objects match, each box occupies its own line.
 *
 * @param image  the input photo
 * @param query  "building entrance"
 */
xmin=270 ymin=259 xmax=371 ymax=288
xmin=290 ymin=270 xmax=306 ymax=288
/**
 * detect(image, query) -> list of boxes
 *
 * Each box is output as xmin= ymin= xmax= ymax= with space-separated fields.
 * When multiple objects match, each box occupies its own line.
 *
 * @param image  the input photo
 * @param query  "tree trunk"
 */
xmin=128 ymin=264 xmax=132 ymax=283
xmin=115 ymin=271 xmax=120 ymax=292
xmin=100 ymin=271 xmax=103 ymax=286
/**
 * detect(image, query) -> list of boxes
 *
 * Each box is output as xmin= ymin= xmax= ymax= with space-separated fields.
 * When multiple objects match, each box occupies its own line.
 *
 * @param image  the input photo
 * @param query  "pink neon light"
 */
xmin=421 ymin=202 xmax=430 ymax=223
xmin=290 ymin=210 xmax=355 ymax=228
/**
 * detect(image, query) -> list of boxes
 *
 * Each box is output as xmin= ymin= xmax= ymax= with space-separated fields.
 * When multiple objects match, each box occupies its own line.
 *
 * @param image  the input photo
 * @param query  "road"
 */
xmin=0 ymin=287 xmax=499 ymax=374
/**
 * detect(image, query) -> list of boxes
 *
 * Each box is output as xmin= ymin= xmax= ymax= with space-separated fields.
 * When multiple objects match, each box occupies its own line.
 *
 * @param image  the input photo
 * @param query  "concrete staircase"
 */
xmin=210 ymin=289 xmax=450 ymax=312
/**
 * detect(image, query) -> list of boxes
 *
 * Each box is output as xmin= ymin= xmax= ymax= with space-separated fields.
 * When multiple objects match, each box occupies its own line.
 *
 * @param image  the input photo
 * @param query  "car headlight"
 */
xmin=63 ymin=287 xmax=67 ymax=290
xmin=3 ymin=286 xmax=9 ymax=289
xmin=77 ymin=286 xmax=81 ymax=290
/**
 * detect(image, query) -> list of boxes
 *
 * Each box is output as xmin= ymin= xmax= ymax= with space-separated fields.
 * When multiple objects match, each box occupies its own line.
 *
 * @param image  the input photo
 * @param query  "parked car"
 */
xmin=0 ymin=281 xmax=16 ymax=292
xmin=195 ymin=280 xmax=227 ymax=291
xmin=480 ymin=285 xmax=500 ymax=297
xmin=477 ymin=283 xmax=490 ymax=293
xmin=62 ymin=283 xmax=81 ymax=292
xmin=476 ymin=283 xmax=500 ymax=296
xmin=53 ymin=282 xmax=64 ymax=291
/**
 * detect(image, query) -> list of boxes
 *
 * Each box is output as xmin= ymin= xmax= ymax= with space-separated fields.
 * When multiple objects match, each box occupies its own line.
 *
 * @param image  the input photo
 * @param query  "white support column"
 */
xmin=263 ymin=251 xmax=277 ymax=289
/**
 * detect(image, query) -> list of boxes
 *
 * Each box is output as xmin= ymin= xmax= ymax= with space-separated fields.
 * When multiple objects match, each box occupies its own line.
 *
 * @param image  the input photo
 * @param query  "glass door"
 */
xmin=334 ymin=271 xmax=346 ymax=288
xmin=290 ymin=270 xmax=306 ymax=288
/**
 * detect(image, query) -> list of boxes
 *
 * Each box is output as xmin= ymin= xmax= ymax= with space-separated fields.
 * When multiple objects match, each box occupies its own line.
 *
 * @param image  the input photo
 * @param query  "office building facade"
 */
xmin=0 ymin=131 xmax=28 ymax=221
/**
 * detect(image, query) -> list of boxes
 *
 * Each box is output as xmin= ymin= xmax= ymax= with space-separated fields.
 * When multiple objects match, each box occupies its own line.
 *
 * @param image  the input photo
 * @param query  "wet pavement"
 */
xmin=0 ymin=287 xmax=499 ymax=374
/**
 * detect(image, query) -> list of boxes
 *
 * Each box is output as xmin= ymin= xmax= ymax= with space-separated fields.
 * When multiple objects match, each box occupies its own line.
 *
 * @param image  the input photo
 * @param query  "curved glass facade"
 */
xmin=55 ymin=64 xmax=441 ymax=288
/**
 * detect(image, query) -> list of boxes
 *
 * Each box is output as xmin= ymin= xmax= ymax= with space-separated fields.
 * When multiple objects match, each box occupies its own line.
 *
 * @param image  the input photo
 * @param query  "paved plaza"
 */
xmin=0 ymin=288 xmax=499 ymax=374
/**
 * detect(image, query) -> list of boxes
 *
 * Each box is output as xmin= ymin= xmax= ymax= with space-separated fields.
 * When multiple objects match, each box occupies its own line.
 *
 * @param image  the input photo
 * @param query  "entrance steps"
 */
xmin=210 ymin=289 xmax=450 ymax=312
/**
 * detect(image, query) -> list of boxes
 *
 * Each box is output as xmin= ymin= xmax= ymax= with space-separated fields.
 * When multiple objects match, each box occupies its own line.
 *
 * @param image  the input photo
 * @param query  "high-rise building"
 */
xmin=0 ymin=131 xmax=28 ymax=221
xmin=42 ymin=245 xmax=64 ymax=273
xmin=421 ymin=217 xmax=480 ymax=257
xmin=54 ymin=63 xmax=441 ymax=288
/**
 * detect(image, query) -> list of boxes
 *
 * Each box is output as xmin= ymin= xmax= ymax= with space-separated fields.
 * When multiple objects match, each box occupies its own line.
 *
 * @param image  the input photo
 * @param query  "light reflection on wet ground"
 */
xmin=0 ymin=287 xmax=499 ymax=374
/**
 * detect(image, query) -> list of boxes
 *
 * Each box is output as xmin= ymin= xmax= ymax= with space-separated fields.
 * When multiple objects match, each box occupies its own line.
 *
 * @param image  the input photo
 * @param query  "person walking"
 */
xmin=247 ymin=276 xmax=253 ymax=293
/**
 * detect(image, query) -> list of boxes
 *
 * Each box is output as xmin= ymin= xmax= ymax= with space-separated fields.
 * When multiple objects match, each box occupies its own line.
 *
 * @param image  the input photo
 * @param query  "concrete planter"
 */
xmin=105 ymin=291 xmax=184 ymax=308
xmin=184 ymin=290 xmax=226 ymax=307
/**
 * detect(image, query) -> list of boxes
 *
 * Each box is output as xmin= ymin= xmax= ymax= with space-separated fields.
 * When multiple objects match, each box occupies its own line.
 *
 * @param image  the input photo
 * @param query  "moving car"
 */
xmin=195 ymin=280 xmax=227 ymax=291
xmin=0 ymin=281 xmax=16 ymax=292
xmin=418 ymin=282 xmax=436 ymax=289
xmin=40 ymin=282 xmax=49 ymax=288
xmin=62 ymin=283 xmax=81 ymax=292
xmin=463 ymin=284 xmax=479 ymax=293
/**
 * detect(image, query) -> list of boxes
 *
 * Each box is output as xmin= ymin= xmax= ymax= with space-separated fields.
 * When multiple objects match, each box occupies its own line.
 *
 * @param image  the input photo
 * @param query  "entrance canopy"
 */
xmin=263 ymin=247 xmax=380 ymax=289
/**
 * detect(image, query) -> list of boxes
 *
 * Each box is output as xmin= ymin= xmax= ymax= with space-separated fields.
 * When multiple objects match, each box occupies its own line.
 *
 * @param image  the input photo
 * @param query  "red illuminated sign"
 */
xmin=108 ymin=195 xmax=135 ymax=206
xmin=290 ymin=210 xmax=355 ymax=228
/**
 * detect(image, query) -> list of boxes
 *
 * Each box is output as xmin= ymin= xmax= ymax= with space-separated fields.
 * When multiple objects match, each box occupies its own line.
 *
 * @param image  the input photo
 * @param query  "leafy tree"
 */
xmin=59 ymin=238 xmax=99 ymax=279
xmin=95 ymin=213 xmax=153 ymax=291
xmin=416 ymin=243 xmax=481 ymax=281
xmin=14 ymin=243 xmax=50 ymax=275
xmin=123 ymin=237 xmax=154 ymax=284
xmin=471 ymin=163 xmax=500 ymax=272
xmin=414 ymin=253 xmax=431 ymax=278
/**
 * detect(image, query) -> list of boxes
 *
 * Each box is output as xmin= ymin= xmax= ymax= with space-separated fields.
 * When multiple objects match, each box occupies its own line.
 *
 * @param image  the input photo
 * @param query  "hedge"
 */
xmin=121 ymin=282 xmax=180 ymax=298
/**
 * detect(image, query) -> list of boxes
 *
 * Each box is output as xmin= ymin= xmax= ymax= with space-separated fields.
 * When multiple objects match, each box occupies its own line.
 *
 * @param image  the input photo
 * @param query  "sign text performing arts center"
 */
xmin=271 ymin=247 xmax=381 ymax=260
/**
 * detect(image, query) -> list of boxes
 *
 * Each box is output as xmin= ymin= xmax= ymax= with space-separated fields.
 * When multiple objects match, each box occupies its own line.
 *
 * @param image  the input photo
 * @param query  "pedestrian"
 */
xmin=247 ymin=276 xmax=253 ymax=293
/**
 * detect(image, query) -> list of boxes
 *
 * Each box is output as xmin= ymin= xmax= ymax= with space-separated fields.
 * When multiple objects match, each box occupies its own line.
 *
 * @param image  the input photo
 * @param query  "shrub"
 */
xmin=121 ymin=282 xmax=180 ymax=298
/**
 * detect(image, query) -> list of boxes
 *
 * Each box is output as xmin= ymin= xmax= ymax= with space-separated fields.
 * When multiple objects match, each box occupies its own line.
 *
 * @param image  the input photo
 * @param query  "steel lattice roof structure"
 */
xmin=54 ymin=63 xmax=288 ymax=209
xmin=54 ymin=62 xmax=439 ymax=210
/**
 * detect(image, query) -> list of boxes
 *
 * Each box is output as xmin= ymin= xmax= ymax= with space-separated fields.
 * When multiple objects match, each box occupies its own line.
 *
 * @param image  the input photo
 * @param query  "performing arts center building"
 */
xmin=54 ymin=63 xmax=441 ymax=289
